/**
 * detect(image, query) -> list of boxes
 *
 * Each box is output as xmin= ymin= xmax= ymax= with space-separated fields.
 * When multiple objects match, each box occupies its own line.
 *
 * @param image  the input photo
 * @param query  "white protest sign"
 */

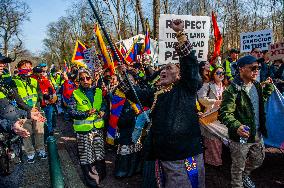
xmin=240 ymin=29 xmax=273 ymax=53
xmin=269 ymin=42 xmax=284 ymax=61
xmin=84 ymin=47 xmax=102 ymax=71
xmin=158 ymin=14 xmax=210 ymax=65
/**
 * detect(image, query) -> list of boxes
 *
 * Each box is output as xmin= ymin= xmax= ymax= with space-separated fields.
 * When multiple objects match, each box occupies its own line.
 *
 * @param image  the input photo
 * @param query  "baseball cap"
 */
xmin=237 ymin=55 xmax=257 ymax=68
xmin=229 ymin=48 xmax=240 ymax=54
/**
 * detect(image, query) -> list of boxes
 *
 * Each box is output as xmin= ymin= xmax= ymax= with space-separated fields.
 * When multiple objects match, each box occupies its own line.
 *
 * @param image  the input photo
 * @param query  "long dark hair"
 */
xmin=199 ymin=61 xmax=210 ymax=83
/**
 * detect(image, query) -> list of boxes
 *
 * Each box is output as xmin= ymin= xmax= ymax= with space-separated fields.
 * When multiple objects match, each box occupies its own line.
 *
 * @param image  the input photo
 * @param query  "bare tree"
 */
xmin=153 ymin=0 xmax=160 ymax=39
xmin=0 ymin=0 xmax=30 ymax=58
xmin=136 ymin=0 xmax=146 ymax=33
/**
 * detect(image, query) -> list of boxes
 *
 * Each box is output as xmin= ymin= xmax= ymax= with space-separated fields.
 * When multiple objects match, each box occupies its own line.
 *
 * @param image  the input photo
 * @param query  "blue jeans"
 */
xmin=43 ymin=105 xmax=54 ymax=134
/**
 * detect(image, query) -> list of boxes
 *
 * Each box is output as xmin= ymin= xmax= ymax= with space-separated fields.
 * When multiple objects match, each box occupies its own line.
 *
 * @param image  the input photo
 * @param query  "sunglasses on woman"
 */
xmin=79 ymin=76 xmax=91 ymax=81
xmin=215 ymin=71 xmax=224 ymax=76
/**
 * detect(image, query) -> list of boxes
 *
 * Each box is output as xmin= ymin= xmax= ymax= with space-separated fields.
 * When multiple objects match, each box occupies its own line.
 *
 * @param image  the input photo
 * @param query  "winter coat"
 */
xmin=124 ymin=41 xmax=203 ymax=161
xmin=218 ymin=76 xmax=274 ymax=143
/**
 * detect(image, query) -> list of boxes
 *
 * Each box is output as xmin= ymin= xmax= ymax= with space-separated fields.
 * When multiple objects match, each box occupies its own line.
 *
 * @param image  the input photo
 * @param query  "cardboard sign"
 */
xmin=158 ymin=14 xmax=210 ymax=65
xmin=269 ymin=42 xmax=284 ymax=61
xmin=240 ymin=29 xmax=273 ymax=53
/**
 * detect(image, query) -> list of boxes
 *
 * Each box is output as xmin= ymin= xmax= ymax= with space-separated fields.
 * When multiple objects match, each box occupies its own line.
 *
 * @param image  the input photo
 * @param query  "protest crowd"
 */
xmin=0 ymin=5 xmax=284 ymax=188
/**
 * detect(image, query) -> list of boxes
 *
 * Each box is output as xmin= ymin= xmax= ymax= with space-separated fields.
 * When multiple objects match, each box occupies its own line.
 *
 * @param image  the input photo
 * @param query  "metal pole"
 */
xmin=47 ymin=136 xmax=64 ymax=188
xmin=87 ymin=0 xmax=150 ymax=123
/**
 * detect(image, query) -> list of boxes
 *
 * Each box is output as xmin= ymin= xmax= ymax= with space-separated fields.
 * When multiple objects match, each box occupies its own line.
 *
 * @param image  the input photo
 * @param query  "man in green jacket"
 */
xmin=219 ymin=55 xmax=274 ymax=188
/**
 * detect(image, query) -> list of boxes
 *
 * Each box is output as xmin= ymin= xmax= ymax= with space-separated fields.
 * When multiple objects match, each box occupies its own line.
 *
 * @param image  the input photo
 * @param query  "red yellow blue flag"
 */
xmin=71 ymin=40 xmax=87 ymax=68
xmin=94 ymin=23 xmax=115 ymax=75
xmin=141 ymin=24 xmax=151 ymax=55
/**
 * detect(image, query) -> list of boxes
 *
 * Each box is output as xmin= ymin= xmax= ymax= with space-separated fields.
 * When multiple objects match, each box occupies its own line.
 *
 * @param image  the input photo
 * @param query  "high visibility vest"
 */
xmin=0 ymin=91 xmax=6 ymax=99
xmin=72 ymin=88 xmax=104 ymax=132
xmin=224 ymin=59 xmax=235 ymax=81
xmin=13 ymin=77 xmax=38 ymax=107
xmin=2 ymin=73 xmax=11 ymax=79
xmin=55 ymin=76 xmax=64 ymax=86
xmin=50 ymin=75 xmax=58 ymax=89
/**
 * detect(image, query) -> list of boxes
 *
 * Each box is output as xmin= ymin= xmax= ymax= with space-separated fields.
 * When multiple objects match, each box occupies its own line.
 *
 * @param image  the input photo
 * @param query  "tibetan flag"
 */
xmin=125 ymin=38 xmax=139 ymax=63
xmin=210 ymin=11 xmax=223 ymax=65
xmin=141 ymin=25 xmax=151 ymax=55
xmin=106 ymin=89 xmax=143 ymax=145
xmin=107 ymin=89 xmax=126 ymax=145
xmin=94 ymin=24 xmax=115 ymax=75
xmin=71 ymin=40 xmax=87 ymax=68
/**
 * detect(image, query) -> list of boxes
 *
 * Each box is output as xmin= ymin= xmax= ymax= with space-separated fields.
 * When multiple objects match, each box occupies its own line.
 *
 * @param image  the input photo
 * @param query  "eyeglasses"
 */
xmin=215 ymin=71 xmax=224 ymax=76
xmin=79 ymin=76 xmax=91 ymax=81
xmin=248 ymin=65 xmax=260 ymax=72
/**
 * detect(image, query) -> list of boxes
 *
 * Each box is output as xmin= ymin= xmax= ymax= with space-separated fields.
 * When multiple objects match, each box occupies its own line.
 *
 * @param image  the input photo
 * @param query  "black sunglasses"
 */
xmin=79 ymin=76 xmax=91 ymax=81
xmin=248 ymin=65 xmax=260 ymax=72
xmin=215 ymin=71 xmax=224 ymax=76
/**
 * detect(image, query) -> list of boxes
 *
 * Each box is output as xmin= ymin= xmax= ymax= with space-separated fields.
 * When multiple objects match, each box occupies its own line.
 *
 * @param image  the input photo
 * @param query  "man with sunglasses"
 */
xmin=250 ymin=48 xmax=263 ymax=59
xmin=219 ymin=55 xmax=274 ymax=188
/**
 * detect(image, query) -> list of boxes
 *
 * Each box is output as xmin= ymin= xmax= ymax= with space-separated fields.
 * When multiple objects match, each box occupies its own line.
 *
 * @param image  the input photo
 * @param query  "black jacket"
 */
xmin=126 ymin=50 xmax=203 ymax=161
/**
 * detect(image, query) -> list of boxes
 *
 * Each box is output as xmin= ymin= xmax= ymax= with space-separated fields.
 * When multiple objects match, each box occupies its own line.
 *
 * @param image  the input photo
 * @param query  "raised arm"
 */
xmin=170 ymin=19 xmax=202 ymax=93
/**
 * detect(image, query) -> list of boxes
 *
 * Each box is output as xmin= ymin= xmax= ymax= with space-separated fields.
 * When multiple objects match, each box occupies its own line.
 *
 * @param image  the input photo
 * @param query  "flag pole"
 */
xmin=87 ymin=0 xmax=150 ymax=124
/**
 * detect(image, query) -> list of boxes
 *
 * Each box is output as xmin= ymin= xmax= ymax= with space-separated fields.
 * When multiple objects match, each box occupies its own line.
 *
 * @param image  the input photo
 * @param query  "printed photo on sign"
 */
xmin=158 ymin=14 xmax=210 ymax=65
xmin=240 ymin=29 xmax=273 ymax=53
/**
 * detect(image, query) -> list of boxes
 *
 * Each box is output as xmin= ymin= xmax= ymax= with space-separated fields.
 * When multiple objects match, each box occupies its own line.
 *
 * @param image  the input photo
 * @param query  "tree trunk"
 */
xmin=136 ymin=0 xmax=146 ymax=33
xmin=3 ymin=31 xmax=8 ymax=56
xmin=153 ymin=0 xmax=160 ymax=39
xmin=117 ymin=0 xmax=121 ymax=39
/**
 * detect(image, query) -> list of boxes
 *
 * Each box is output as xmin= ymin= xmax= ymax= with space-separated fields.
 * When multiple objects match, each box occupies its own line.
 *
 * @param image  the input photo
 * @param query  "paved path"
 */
xmin=58 ymin=116 xmax=284 ymax=188
xmin=1 ymin=115 xmax=283 ymax=188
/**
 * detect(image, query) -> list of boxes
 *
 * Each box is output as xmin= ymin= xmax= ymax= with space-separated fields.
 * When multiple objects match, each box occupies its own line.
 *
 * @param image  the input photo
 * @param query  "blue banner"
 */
xmin=264 ymin=87 xmax=284 ymax=149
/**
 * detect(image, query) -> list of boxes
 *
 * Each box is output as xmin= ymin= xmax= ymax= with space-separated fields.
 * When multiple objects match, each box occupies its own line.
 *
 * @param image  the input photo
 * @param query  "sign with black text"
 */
xmin=158 ymin=14 xmax=210 ymax=65
xmin=240 ymin=29 xmax=273 ymax=53
xmin=269 ymin=42 xmax=284 ymax=61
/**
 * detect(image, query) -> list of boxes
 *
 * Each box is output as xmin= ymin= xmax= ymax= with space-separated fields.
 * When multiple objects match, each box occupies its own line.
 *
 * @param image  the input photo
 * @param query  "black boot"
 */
xmin=114 ymin=154 xmax=131 ymax=178
xmin=81 ymin=164 xmax=99 ymax=188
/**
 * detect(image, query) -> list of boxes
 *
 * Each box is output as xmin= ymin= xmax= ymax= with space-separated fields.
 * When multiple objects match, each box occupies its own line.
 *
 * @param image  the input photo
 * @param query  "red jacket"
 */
xmin=31 ymin=75 xmax=56 ymax=106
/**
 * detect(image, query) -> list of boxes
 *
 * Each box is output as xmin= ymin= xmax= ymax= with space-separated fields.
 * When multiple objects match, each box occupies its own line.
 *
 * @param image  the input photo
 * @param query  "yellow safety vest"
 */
xmin=13 ymin=77 xmax=38 ymax=107
xmin=56 ymin=76 xmax=64 ymax=86
xmin=50 ymin=75 xmax=58 ymax=89
xmin=2 ymin=73 xmax=11 ymax=79
xmin=72 ymin=88 xmax=104 ymax=132
xmin=224 ymin=59 xmax=235 ymax=81
xmin=0 ymin=91 xmax=6 ymax=99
